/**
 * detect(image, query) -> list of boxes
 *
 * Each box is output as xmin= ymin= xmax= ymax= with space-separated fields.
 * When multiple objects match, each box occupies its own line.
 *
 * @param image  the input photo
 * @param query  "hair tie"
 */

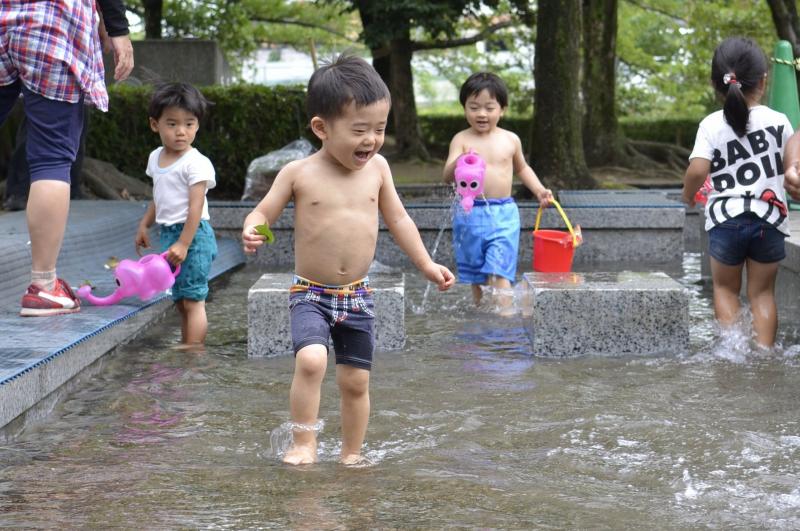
xmin=723 ymin=72 xmax=741 ymax=88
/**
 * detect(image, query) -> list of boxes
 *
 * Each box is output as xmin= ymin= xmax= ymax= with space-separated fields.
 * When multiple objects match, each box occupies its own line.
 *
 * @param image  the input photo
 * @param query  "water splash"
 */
xmin=412 ymin=225 xmax=449 ymax=315
xmin=268 ymin=419 xmax=325 ymax=459
xmin=677 ymin=468 xmax=699 ymax=500
xmin=412 ymin=193 xmax=458 ymax=315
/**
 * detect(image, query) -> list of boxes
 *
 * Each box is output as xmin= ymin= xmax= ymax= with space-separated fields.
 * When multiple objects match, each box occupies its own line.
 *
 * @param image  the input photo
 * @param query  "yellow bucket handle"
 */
xmin=534 ymin=198 xmax=577 ymax=247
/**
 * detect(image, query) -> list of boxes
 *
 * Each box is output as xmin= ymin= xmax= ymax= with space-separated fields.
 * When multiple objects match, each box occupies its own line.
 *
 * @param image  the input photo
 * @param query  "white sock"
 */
xmin=31 ymin=269 xmax=57 ymax=291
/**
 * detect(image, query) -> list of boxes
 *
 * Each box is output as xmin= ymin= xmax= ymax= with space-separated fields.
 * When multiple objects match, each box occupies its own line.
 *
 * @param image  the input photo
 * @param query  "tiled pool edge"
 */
xmin=0 ymin=298 xmax=172 ymax=439
xmin=0 ymin=201 xmax=246 ymax=434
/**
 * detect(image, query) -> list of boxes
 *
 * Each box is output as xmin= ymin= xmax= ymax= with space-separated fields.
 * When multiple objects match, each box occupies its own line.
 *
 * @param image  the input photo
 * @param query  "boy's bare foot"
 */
xmin=497 ymin=305 xmax=517 ymax=317
xmin=172 ymin=342 xmax=206 ymax=353
xmin=340 ymin=453 xmax=372 ymax=466
xmin=283 ymin=444 xmax=317 ymax=465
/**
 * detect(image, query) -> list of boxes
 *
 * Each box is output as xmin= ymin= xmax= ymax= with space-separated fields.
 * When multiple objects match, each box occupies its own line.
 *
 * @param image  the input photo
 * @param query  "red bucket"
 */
xmin=532 ymin=230 xmax=575 ymax=272
xmin=532 ymin=199 xmax=578 ymax=273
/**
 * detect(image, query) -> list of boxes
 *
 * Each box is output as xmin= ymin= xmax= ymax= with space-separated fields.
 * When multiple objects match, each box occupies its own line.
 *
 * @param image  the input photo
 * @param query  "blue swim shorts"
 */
xmin=452 ymin=197 xmax=521 ymax=284
xmin=160 ymin=220 xmax=218 ymax=301
xmin=288 ymin=275 xmax=375 ymax=370
xmin=708 ymin=212 xmax=786 ymax=266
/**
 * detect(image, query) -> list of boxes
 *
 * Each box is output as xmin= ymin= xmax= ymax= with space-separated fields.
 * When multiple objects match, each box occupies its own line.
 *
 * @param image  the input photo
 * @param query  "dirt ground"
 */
xmin=390 ymin=158 xmax=683 ymax=189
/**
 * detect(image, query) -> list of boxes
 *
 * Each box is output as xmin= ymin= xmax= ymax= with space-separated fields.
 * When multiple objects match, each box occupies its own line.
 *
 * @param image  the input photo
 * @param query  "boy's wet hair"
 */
xmin=148 ymin=82 xmax=210 ymax=121
xmin=306 ymin=54 xmax=391 ymax=120
xmin=459 ymin=72 xmax=508 ymax=108
xmin=711 ymin=37 xmax=768 ymax=137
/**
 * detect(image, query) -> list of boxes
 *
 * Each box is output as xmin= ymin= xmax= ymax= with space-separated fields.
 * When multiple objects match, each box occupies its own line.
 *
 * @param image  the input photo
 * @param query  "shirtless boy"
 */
xmin=242 ymin=55 xmax=454 ymax=465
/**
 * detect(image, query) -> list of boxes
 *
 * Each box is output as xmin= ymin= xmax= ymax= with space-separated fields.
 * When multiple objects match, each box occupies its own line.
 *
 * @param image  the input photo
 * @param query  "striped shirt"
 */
xmin=0 ymin=0 xmax=108 ymax=111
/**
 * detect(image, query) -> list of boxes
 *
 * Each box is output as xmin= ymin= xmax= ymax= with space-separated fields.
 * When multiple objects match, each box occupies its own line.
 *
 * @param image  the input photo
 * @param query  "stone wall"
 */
xmin=209 ymin=195 xmax=687 ymax=270
xmin=105 ymin=40 xmax=232 ymax=86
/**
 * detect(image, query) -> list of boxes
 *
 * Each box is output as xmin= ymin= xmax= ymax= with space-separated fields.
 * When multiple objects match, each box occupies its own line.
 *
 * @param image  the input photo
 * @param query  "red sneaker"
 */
xmin=20 ymin=278 xmax=81 ymax=317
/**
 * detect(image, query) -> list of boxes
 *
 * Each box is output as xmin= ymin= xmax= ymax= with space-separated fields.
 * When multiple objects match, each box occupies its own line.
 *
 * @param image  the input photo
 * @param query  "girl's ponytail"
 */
xmin=723 ymin=74 xmax=749 ymax=137
xmin=711 ymin=38 xmax=768 ymax=138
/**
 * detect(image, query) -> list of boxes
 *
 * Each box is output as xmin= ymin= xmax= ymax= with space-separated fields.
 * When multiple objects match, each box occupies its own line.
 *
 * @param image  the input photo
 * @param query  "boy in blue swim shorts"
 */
xmin=135 ymin=82 xmax=217 ymax=347
xmin=444 ymin=72 xmax=553 ymax=309
xmin=241 ymin=55 xmax=454 ymax=465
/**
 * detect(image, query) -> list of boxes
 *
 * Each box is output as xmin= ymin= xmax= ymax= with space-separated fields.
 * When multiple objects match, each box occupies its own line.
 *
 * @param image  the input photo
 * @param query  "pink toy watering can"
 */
xmin=77 ymin=252 xmax=181 ymax=306
xmin=454 ymin=150 xmax=486 ymax=213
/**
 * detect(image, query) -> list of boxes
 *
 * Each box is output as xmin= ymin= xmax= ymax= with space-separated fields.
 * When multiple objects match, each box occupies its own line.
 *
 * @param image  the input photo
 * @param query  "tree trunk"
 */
xmin=530 ymin=0 xmax=595 ymax=189
xmin=142 ymin=0 xmax=163 ymax=39
xmin=582 ymin=0 xmax=625 ymax=167
xmin=767 ymin=0 xmax=800 ymax=57
xmin=355 ymin=3 xmax=393 ymax=133
xmin=766 ymin=0 xmax=800 ymax=92
xmin=355 ymin=2 xmax=391 ymax=87
xmin=389 ymin=33 xmax=430 ymax=160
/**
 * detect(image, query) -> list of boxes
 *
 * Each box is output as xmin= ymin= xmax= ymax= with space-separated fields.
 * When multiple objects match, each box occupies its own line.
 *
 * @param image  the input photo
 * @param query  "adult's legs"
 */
xmin=4 ymin=104 xmax=87 ymax=208
xmin=745 ymin=258 xmax=780 ymax=347
xmin=336 ymin=364 xmax=370 ymax=464
xmin=22 ymin=87 xmax=83 ymax=281
xmin=284 ymin=344 xmax=328 ymax=465
xmin=710 ymin=257 xmax=744 ymax=328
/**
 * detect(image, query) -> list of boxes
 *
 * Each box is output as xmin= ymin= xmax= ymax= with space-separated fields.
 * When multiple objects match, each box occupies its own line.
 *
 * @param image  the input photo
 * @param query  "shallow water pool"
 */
xmin=1 ymin=255 xmax=799 ymax=528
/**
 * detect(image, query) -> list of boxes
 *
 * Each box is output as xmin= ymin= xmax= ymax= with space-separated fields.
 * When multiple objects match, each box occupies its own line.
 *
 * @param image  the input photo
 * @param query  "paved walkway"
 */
xmin=0 ymin=201 xmax=245 ymax=432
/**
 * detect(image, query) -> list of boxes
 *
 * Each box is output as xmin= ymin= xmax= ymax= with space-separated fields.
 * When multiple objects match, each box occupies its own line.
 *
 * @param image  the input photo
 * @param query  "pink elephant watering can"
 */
xmin=454 ymin=150 xmax=486 ymax=213
xmin=77 ymin=252 xmax=181 ymax=306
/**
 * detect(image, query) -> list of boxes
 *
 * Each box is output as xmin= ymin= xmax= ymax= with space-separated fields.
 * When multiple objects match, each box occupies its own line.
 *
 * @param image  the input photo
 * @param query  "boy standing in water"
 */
xmin=443 ymin=72 xmax=553 ymax=309
xmin=135 ymin=83 xmax=218 ymax=347
xmin=242 ymin=55 xmax=454 ymax=465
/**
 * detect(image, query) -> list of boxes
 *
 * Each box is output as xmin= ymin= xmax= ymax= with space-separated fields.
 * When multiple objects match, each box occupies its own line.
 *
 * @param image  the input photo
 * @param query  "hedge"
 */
xmin=419 ymin=115 xmax=700 ymax=155
xmin=1 ymin=82 xmax=702 ymax=198
xmin=86 ymin=84 xmax=309 ymax=198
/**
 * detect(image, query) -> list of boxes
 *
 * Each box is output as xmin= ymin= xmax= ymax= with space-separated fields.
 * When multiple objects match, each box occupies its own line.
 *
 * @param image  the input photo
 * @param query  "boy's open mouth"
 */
xmin=354 ymin=150 xmax=372 ymax=162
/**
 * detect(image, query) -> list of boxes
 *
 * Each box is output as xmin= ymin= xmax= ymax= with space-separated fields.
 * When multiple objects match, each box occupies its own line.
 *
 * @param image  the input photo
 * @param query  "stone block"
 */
xmin=248 ymin=273 xmax=405 ymax=357
xmin=523 ymin=271 xmax=689 ymax=357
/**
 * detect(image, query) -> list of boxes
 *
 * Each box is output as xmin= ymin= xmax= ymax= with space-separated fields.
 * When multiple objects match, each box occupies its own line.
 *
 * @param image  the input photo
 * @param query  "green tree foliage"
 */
xmin=126 ymin=0 xmax=359 ymax=67
xmin=617 ymin=0 xmax=775 ymax=118
xmin=325 ymin=0 xmax=525 ymax=159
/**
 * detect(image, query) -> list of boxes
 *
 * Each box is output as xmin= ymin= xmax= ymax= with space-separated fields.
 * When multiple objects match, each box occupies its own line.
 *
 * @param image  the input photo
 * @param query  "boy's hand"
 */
xmin=536 ymin=188 xmax=554 ymax=207
xmin=166 ymin=242 xmax=188 ymax=266
xmin=242 ymin=224 xmax=267 ymax=254
xmin=422 ymin=262 xmax=455 ymax=291
xmin=134 ymin=226 xmax=151 ymax=256
xmin=785 ymin=162 xmax=800 ymax=201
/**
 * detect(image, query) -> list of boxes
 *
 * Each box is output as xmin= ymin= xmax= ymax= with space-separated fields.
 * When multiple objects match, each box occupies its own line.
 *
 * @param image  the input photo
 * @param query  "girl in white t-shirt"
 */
xmin=682 ymin=37 xmax=793 ymax=348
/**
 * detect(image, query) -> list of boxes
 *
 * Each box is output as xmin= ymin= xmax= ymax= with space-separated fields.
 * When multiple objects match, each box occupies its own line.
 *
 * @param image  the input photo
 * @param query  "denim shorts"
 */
xmin=707 ymin=212 xmax=786 ymax=266
xmin=288 ymin=276 xmax=375 ymax=370
xmin=160 ymin=220 xmax=218 ymax=301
